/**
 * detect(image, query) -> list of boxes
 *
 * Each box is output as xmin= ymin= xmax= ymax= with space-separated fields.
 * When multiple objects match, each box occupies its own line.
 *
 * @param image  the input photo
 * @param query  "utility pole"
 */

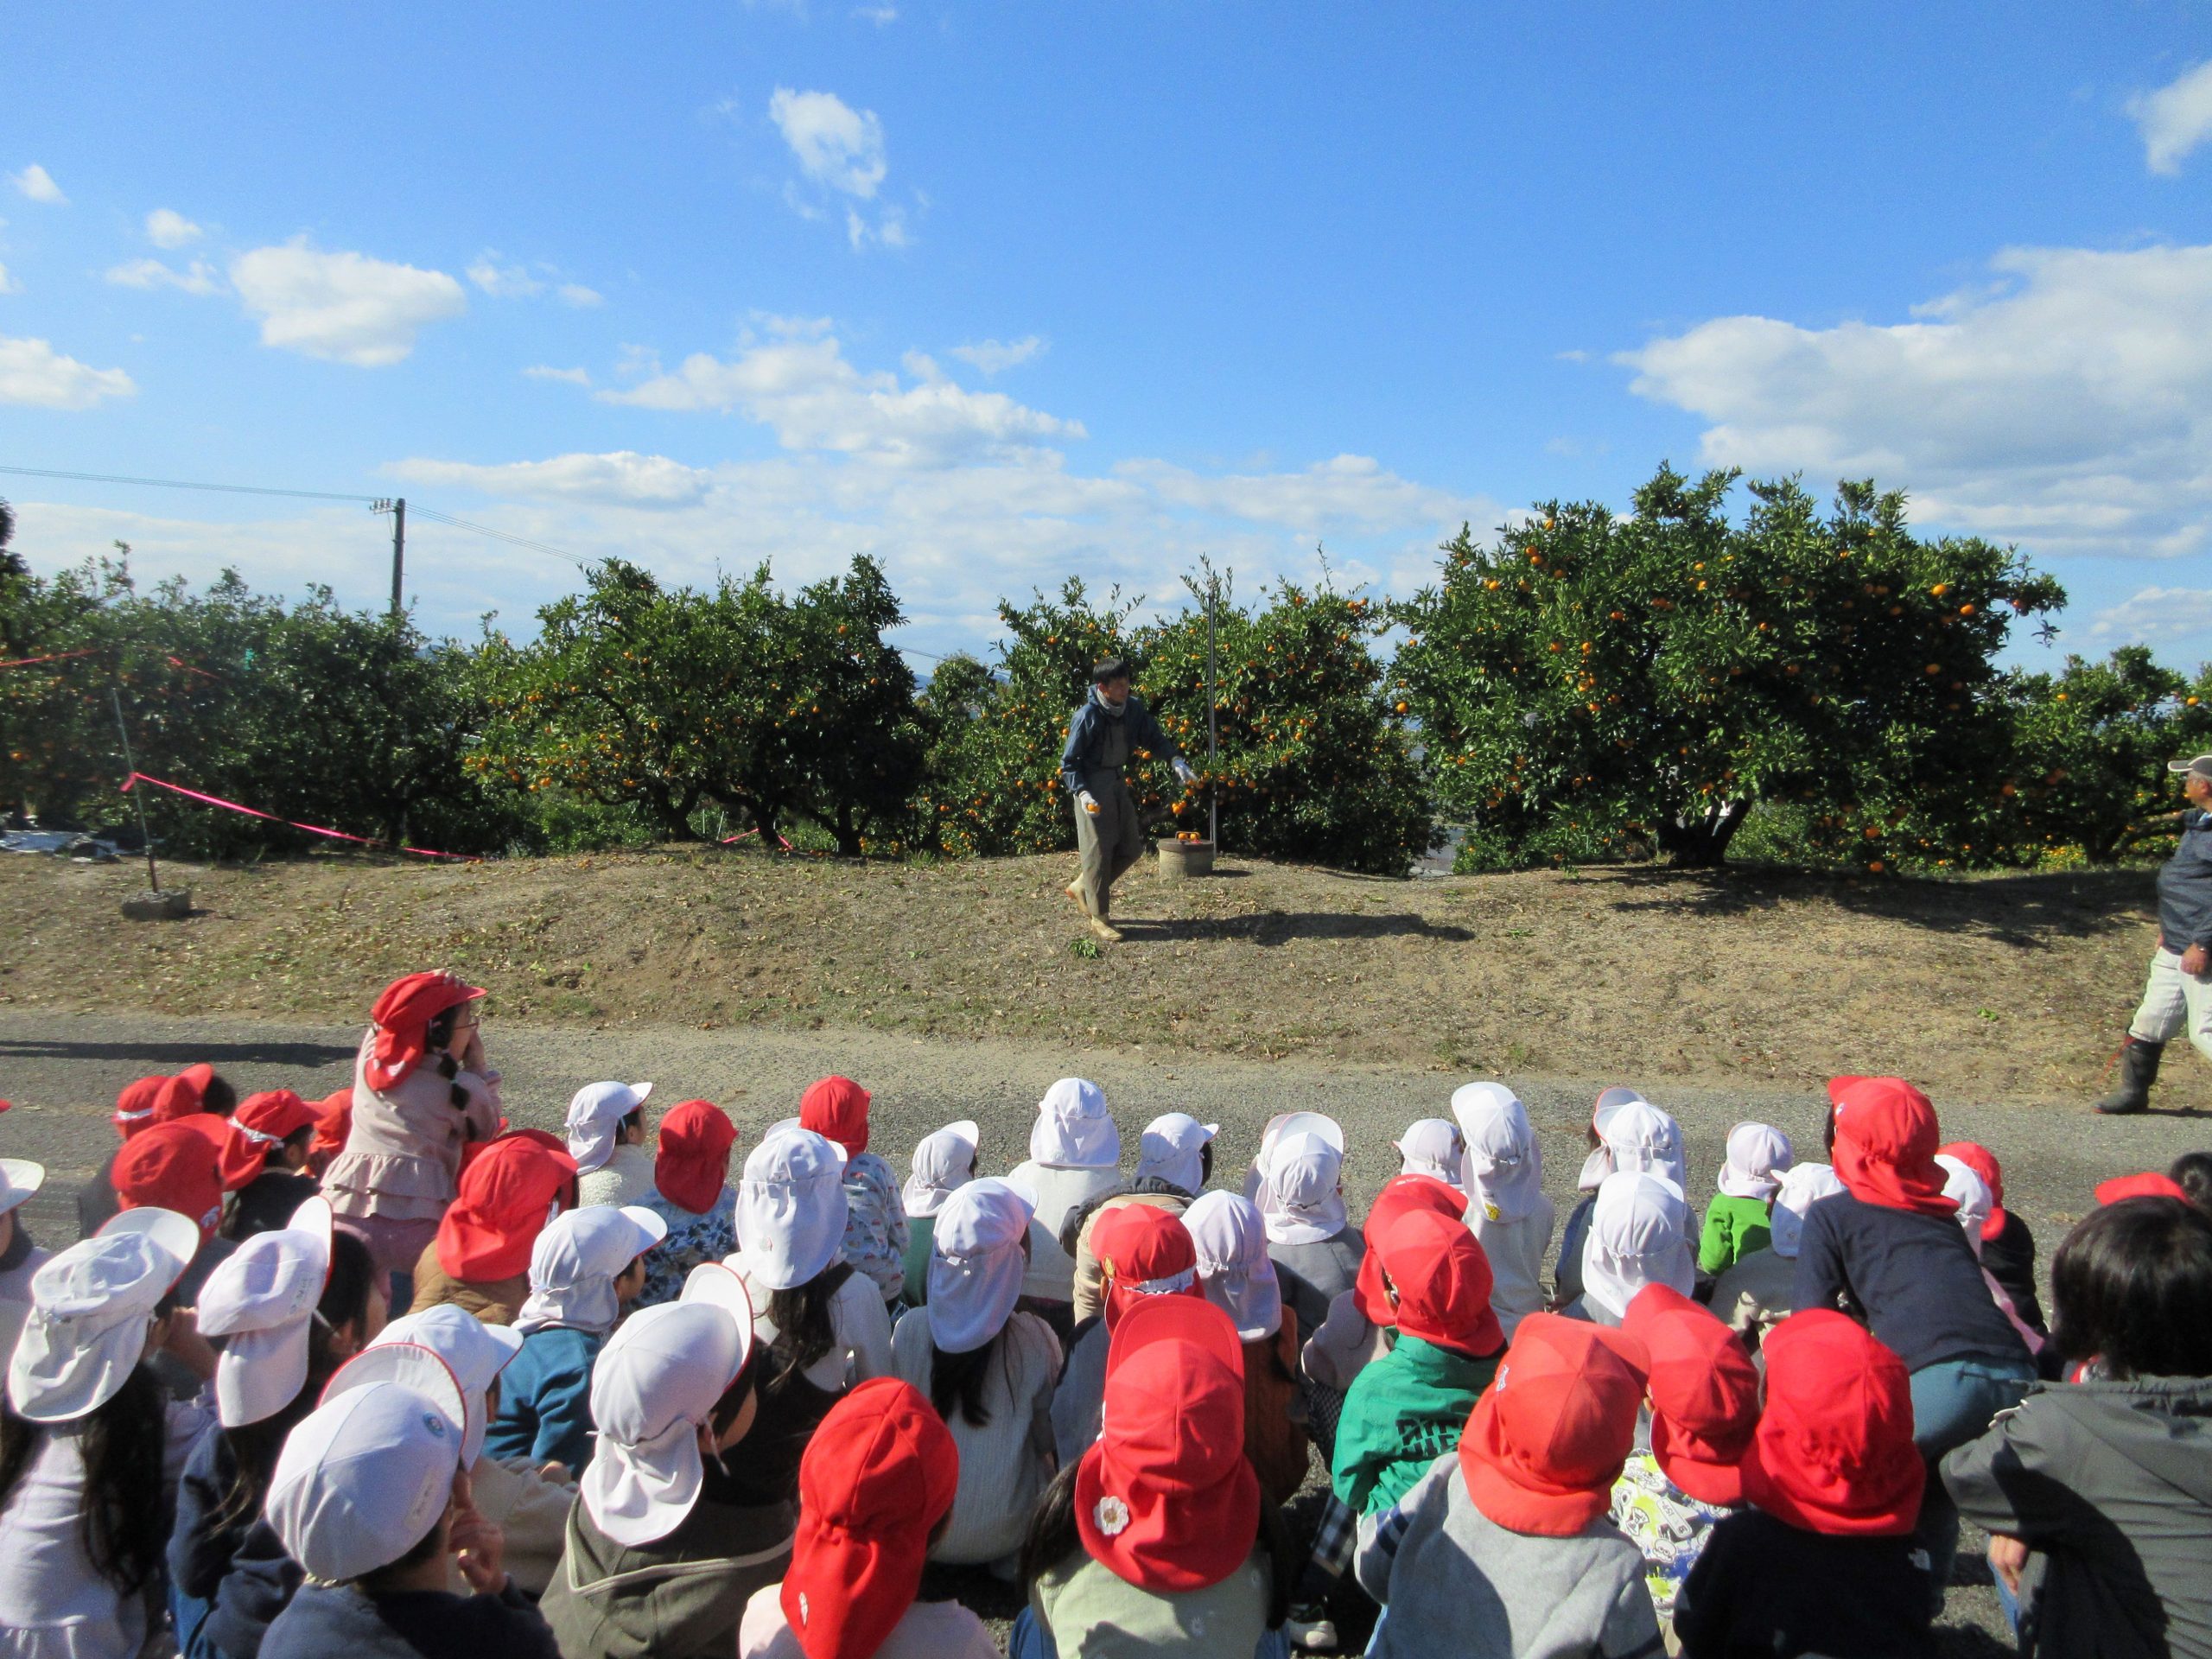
xmin=372 ymin=498 xmax=406 ymax=618
xmin=1206 ymin=571 xmax=1219 ymax=849
xmin=110 ymin=685 xmax=160 ymax=893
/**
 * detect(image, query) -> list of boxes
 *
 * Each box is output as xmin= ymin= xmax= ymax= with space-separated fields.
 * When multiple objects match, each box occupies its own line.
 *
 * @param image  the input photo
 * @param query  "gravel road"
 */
xmin=5 ymin=1008 xmax=2202 ymax=1653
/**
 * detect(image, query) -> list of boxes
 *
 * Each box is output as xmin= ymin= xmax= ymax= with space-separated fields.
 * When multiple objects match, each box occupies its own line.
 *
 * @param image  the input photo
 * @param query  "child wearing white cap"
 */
xmin=899 ymin=1120 xmax=980 ymax=1308
xmin=539 ymin=1263 xmax=795 ymax=1659
xmin=1451 ymin=1083 xmax=1555 ymax=1340
xmin=1707 ymin=1162 xmax=1845 ymax=1350
xmin=1065 ymin=1111 xmax=1217 ymax=1325
xmin=168 ymin=1202 xmax=388 ymax=1656
xmin=1698 ymin=1122 xmax=1795 ymax=1277
xmin=0 ymin=1208 xmax=213 ymax=1659
xmin=483 ymin=1204 xmax=666 ymax=1474
xmin=719 ymin=1129 xmax=893 ymax=1504
xmin=567 ymin=1082 xmax=658 ymax=1209
xmin=1252 ymin=1113 xmax=1366 ymax=1303
xmin=1005 ymin=1079 xmax=1124 ymax=1321
xmin=1395 ymin=1118 xmax=1465 ymax=1187
xmin=0 ymin=1157 xmax=51 ymax=1366
xmin=889 ymin=1179 xmax=1063 ymax=1572
xmin=257 ymin=1343 xmax=559 ymax=1659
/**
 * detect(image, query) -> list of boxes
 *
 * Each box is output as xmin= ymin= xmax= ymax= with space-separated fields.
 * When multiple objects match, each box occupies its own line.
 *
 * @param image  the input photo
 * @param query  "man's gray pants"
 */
xmin=1073 ymin=778 xmax=1145 ymax=921
xmin=2126 ymin=944 xmax=2212 ymax=1063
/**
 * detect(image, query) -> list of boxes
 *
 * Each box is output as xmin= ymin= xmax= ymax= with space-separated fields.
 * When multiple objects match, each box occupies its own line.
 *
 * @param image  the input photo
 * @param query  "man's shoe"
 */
xmin=1284 ymin=1606 xmax=1338 ymax=1653
xmin=1087 ymin=916 xmax=1123 ymax=944
xmin=1065 ymin=880 xmax=1091 ymax=918
xmin=2094 ymin=1036 xmax=2164 ymax=1115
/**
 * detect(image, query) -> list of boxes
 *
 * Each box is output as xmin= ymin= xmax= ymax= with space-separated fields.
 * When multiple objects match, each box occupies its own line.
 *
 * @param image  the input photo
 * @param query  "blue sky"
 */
xmin=3 ymin=3 xmax=2211 ymax=669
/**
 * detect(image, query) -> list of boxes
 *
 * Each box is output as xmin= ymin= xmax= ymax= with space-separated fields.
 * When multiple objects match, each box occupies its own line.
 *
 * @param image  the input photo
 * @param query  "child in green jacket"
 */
xmin=1698 ymin=1123 xmax=1793 ymax=1277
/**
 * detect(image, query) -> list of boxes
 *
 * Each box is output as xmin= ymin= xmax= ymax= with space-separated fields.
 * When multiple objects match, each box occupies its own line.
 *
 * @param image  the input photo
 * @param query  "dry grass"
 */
xmin=0 ymin=845 xmax=2162 ymax=1102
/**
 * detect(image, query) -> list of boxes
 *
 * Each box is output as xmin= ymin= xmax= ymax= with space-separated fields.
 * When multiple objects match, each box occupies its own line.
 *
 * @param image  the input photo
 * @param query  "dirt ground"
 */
xmin=0 ymin=844 xmax=2174 ymax=1106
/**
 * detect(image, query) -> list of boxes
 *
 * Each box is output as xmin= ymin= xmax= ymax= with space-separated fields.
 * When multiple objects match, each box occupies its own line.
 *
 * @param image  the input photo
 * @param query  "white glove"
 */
xmin=1077 ymin=790 xmax=1100 ymax=816
xmin=1172 ymin=757 xmax=1196 ymax=785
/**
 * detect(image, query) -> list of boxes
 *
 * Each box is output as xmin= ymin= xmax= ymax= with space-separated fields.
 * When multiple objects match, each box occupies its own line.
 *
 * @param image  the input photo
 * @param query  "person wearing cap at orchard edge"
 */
xmin=1065 ymin=1110 xmax=1217 ymax=1325
xmin=0 ymin=1207 xmax=214 ymax=1659
xmin=1451 ymin=1083 xmax=1555 ymax=1341
xmin=1354 ymin=1313 xmax=1662 ymax=1659
xmin=1007 ymin=1079 xmax=1125 ymax=1328
xmin=78 ymin=1064 xmax=237 ymax=1236
xmin=800 ymin=1076 xmax=911 ymax=1310
xmin=635 ymin=1098 xmax=742 ymax=1308
xmin=539 ymin=1264 xmax=793 ymax=1659
xmin=739 ymin=1376 xmax=997 ymax=1659
xmin=1060 ymin=657 xmax=1198 ymax=944
xmin=409 ymin=1130 xmax=577 ymax=1325
xmin=1186 ymin=1190 xmax=1311 ymax=1509
xmin=1252 ymin=1111 xmax=1366 ymax=1304
xmin=1049 ymin=1201 xmax=1205 ymax=1467
xmin=1697 ymin=1122 xmax=1793 ymax=1277
xmin=899 ymin=1119 xmax=980 ymax=1307
xmin=257 ymin=1344 xmax=559 ymax=1659
xmin=0 ymin=1156 xmax=50 ymax=1365
xmin=483 ymin=1203 xmax=666 ymax=1474
xmin=2096 ymin=751 xmax=2212 ymax=1114
xmin=221 ymin=1089 xmax=325 ymax=1241
xmin=566 ymin=1080 xmax=657 ymax=1208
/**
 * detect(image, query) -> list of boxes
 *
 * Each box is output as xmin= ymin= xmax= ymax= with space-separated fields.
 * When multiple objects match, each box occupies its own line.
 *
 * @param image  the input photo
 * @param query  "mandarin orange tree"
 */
xmin=1394 ymin=467 xmax=2066 ymax=870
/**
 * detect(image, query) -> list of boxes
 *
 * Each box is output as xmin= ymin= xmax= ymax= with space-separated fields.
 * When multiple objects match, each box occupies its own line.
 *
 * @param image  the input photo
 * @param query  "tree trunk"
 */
xmin=1660 ymin=798 xmax=1751 ymax=868
xmin=834 ymin=803 xmax=863 ymax=858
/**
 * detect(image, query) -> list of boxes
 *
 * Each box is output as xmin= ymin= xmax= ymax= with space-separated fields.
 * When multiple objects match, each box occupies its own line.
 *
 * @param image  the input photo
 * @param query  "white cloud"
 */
xmin=556 ymin=283 xmax=603 ymax=308
xmin=854 ymin=4 xmax=898 ymax=22
xmin=144 ymin=208 xmax=202 ymax=248
xmin=229 ymin=240 xmax=467 ymax=366
xmin=769 ymin=87 xmax=887 ymax=198
xmin=105 ymin=257 xmax=223 ymax=296
xmin=0 ymin=335 xmax=136 ymax=409
xmin=845 ymin=204 xmax=907 ymax=250
xmin=0 ymin=264 xmax=17 ymax=296
xmin=2129 ymin=60 xmax=2212 ymax=176
xmin=467 ymin=256 xmax=544 ymax=298
xmin=524 ymin=364 xmax=592 ymax=385
xmin=599 ymin=327 xmax=1083 ymax=467
xmin=1617 ymin=240 xmax=2212 ymax=561
xmin=10 ymin=165 xmax=64 ymax=205
xmin=947 ymin=336 xmax=1044 ymax=376
xmin=390 ymin=450 xmax=710 ymax=505
xmin=2091 ymin=587 xmax=2212 ymax=641
xmin=1119 ymin=454 xmax=1487 ymax=534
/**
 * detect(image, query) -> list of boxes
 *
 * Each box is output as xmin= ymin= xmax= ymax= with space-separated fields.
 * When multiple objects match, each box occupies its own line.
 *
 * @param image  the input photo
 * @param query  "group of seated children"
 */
xmin=0 ymin=968 xmax=2208 ymax=1659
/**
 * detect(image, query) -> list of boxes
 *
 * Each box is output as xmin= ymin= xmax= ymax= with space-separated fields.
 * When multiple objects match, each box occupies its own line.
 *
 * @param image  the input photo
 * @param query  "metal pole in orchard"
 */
xmin=1206 ymin=574 xmax=1219 ymax=849
xmin=110 ymin=684 xmax=160 ymax=893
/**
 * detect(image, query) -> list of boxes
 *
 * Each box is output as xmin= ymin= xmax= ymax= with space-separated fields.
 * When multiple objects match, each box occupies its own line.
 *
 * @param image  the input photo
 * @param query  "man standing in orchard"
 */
xmin=1061 ymin=658 xmax=1196 ymax=944
xmin=2096 ymin=752 xmax=2212 ymax=1114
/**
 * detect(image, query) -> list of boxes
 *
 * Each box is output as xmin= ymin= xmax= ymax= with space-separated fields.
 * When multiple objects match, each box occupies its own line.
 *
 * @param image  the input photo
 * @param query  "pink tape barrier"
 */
xmin=121 ymin=772 xmax=473 ymax=861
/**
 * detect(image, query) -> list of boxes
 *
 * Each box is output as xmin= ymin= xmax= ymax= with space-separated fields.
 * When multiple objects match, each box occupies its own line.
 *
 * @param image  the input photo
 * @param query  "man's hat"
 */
xmin=2168 ymin=753 xmax=2212 ymax=780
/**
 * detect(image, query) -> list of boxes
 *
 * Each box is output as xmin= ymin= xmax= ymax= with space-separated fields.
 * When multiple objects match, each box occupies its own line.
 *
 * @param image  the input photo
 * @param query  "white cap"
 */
xmin=270 ymin=1344 xmax=467 ymax=1582
xmin=734 ymin=1129 xmax=849 ymax=1291
xmin=199 ymin=1197 xmax=335 ymax=1427
xmin=1258 ymin=1111 xmax=1345 ymax=1157
xmin=1718 ymin=1122 xmax=1796 ymax=1201
xmin=564 ymin=1081 xmax=654 ymax=1175
xmin=926 ymin=1179 xmax=1033 ymax=1356
xmin=903 ymin=1122 xmax=980 ymax=1219
xmin=1451 ymin=1083 xmax=1544 ymax=1224
xmin=1770 ymin=1162 xmax=1845 ymax=1260
xmin=514 ymin=1205 xmax=667 ymax=1338
xmin=96 ymin=1204 xmax=203 ymax=1272
xmin=6 ymin=1211 xmax=194 ymax=1422
xmin=1029 ymin=1078 xmax=1120 ymax=1170
xmin=1185 ymin=1190 xmax=1282 ymax=1342
xmin=1256 ymin=1131 xmax=1348 ymax=1245
xmin=0 ymin=1159 xmax=45 ymax=1219
xmin=1392 ymin=1118 xmax=1465 ymax=1188
xmin=581 ymin=1281 xmax=754 ymax=1548
xmin=370 ymin=1304 xmax=526 ymax=1465
xmin=1936 ymin=1154 xmax=1993 ymax=1251
xmin=1135 ymin=1113 xmax=1218 ymax=1196
xmin=1581 ymin=1170 xmax=1694 ymax=1320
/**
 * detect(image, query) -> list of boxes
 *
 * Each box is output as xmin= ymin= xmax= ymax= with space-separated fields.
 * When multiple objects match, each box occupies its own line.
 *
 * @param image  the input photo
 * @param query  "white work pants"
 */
xmin=2125 ymin=946 xmax=2212 ymax=1063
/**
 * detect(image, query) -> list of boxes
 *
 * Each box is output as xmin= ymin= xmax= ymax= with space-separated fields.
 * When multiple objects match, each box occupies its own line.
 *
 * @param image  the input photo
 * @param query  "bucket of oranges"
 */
xmin=1159 ymin=830 xmax=1215 ymax=879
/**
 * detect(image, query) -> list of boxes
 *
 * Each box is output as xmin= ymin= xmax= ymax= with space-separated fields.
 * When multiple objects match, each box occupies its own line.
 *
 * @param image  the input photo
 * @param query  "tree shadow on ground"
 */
xmin=0 ymin=1037 xmax=357 ymax=1068
xmin=1118 ymin=911 xmax=1475 ymax=946
xmin=1594 ymin=863 xmax=2154 ymax=950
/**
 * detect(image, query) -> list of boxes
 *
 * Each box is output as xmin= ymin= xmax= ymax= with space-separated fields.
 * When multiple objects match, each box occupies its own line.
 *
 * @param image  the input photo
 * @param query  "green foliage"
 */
xmin=1395 ymin=467 xmax=2069 ymax=869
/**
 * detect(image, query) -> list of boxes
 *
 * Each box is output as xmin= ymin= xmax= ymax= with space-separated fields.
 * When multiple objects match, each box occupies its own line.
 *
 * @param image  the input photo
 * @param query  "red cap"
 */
xmin=1741 ymin=1311 xmax=1922 ymax=1536
xmin=365 ymin=971 xmax=485 ymax=1091
xmin=1375 ymin=1209 xmax=1503 ymax=1356
xmin=1938 ymin=1142 xmax=2008 ymax=1242
xmin=1352 ymin=1173 xmax=1467 ymax=1325
xmin=165 ymin=1113 xmax=262 ymax=1192
xmin=234 ymin=1089 xmax=320 ymax=1146
xmin=308 ymin=1088 xmax=353 ymax=1163
xmin=1077 ymin=1296 xmax=1259 ymax=1592
xmin=1459 ymin=1313 xmax=1649 ymax=1536
xmin=799 ymin=1076 xmax=873 ymax=1157
xmin=1093 ymin=1203 xmax=1201 ymax=1332
xmin=1621 ymin=1285 xmax=1759 ymax=1507
xmin=781 ymin=1377 xmax=959 ymax=1659
xmin=1827 ymin=1077 xmax=1957 ymax=1219
xmin=655 ymin=1100 xmax=739 ymax=1217
xmin=2095 ymin=1171 xmax=2190 ymax=1206
xmin=112 ymin=1071 xmax=205 ymax=1142
xmin=435 ymin=1133 xmax=576 ymax=1282
xmin=114 ymin=1119 xmax=225 ymax=1243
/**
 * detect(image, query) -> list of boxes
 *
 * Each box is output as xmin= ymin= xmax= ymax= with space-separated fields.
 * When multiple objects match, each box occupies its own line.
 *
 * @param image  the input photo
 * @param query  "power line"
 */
xmin=408 ymin=505 xmax=586 ymax=569
xmin=0 ymin=464 xmax=376 ymax=503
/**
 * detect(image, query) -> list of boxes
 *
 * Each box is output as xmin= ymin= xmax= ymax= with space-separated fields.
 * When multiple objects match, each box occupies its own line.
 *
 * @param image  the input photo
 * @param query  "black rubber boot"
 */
xmin=2094 ymin=1037 xmax=2163 ymax=1116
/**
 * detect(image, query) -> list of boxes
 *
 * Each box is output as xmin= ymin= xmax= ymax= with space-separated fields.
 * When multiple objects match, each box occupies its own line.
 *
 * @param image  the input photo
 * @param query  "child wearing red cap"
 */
xmin=1936 ymin=1141 xmax=2045 ymax=1338
xmin=635 ymin=1100 xmax=741 ymax=1307
xmin=1794 ymin=1077 xmax=2035 ymax=1611
xmin=324 ymin=972 xmax=502 ymax=1300
xmin=1608 ymin=1286 xmax=1758 ymax=1643
xmin=1942 ymin=1198 xmax=2212 ymax=1659
xmin=1048 ymin=1203 xmax=1204 ymax=1466
xmin=409 ymin=1133 xmax=577 ymax=1326
xmin=799 ymin=1077 xmax=911 ymax=1310
xmin=77 ymin=1065 xmax=235 ymax=1236
xmin=1672 ymin=1311 xmax=1935 ymax=1659
xmin=1332 ymin=1209 xmax=1506 ymax=1520
xmin=221 ymin=1090 xmax=325 ymax=1242
xmin=1354 ymin=1313 xmax=1660 ymax=1659
xmin=1019 ymin=1295 xmax=1294 ymax=1659
xmin=738 ymin=1377 xmax=996 ymax=1659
